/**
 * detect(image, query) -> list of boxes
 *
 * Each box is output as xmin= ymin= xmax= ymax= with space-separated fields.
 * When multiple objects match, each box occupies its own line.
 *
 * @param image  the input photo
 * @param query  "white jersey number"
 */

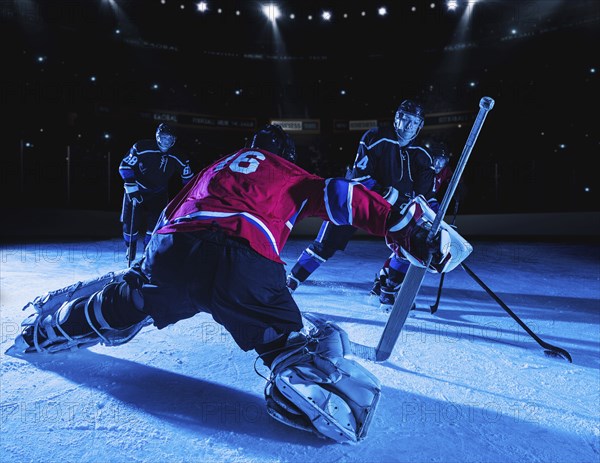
xmin=214 ymin=150 xmax=267 ymax=175
xmin=124 ymin=155 xmax=138 ymax=166
xmin=229 ymin=150 xmax=266 ymax=174
xmin=355 ymin=155 xmax=369 ymax=170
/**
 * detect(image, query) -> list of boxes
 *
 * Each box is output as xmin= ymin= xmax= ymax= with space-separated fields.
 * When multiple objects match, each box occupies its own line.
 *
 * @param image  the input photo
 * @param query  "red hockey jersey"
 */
xmin=156 ymin=148 xmax=392 ymax=263
xmin=433 ymin=165 xmax=453 ymax=198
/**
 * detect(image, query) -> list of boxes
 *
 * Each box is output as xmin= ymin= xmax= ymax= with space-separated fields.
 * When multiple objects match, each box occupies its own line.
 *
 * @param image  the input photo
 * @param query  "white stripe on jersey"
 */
xmin=171 ymin=210 xmax=280 ymax=256
xmin=359 ymin=137 xmax=399 ymax=150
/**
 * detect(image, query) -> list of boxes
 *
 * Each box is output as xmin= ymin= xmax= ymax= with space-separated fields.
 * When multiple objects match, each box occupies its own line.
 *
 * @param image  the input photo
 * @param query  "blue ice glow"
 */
xmin=1 ymin=239 xmax=597 ymax=461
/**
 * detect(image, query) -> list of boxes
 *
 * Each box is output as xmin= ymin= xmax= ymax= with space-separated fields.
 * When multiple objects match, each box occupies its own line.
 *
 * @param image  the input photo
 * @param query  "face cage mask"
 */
xmin=156 ymin=134 xmax=176 ymax=152
xmin=433 ymin=156 xmax=449 ymax=174
xmin=394 ymin=112 xmax=423 ymax=145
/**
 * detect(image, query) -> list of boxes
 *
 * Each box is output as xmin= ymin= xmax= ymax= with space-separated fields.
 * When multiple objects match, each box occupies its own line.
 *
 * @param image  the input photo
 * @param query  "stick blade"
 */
xmin=348 ymin=341 xmax=377 ymax=361
xmin=375 ymin=265 xmax=428 ymax=362
xmin=544 ymin=349 xmax=573 ymax=363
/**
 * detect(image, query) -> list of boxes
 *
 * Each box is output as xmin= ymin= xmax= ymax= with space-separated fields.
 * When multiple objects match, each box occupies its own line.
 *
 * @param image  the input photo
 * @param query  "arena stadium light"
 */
xmin=262 ymin=3 xmax=281 ymax=22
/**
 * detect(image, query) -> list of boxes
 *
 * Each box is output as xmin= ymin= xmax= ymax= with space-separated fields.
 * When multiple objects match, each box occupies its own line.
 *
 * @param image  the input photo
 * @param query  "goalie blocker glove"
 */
xmin=385 ymin=195 xmax=472 ymax=273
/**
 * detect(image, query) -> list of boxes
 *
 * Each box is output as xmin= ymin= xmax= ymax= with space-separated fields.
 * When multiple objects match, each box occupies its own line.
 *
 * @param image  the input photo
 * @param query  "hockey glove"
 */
xmin=381 ymin=186 xmax=400 ymax=206
xmin=386 ymin=196 xmax=474 ymax=273
xmin=427 ymin=197 xmax=440 ymax=213
xmin=124 ymin=183 xmax=143 ymax=204
xmin=385 ymin=196 xmax=452 ymax=273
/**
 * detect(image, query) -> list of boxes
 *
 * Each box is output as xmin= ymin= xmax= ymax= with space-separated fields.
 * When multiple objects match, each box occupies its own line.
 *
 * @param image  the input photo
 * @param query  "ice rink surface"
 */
xmin=1 ymin=237 xmax=599 ymax=463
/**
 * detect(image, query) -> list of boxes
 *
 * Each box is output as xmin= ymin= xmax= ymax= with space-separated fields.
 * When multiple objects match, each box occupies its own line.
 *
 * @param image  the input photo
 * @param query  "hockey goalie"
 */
xmin=9 ymin=125 xmax=471 ymax=443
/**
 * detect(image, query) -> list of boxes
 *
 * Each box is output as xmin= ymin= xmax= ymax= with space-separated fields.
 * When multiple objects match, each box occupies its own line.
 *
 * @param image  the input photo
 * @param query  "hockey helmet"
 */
xmin=250 ymin=124 xmax=296 ymax=163
xmin=432 ymin=141 xmax=450 ymax=174
xmin=433 ymin=154 xmax=449 ymax=174
xmin=394 ymin=100 xmax=425 ymax=146
xmin=156 ymin=123 xmax=177 ymax=152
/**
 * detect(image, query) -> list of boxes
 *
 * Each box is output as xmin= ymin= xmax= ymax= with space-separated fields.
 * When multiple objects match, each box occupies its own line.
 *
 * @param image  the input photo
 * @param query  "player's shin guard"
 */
xmin=264 ymin=313 xmax=381 ymax=443
xmin=370 ymin=256 xmax=392 ymax=296
xmin=286 ymin=248 xmax=327 ymax=293
xmin=20 ymin=282 xmax=150 ymax=353
xmin=379 ymin=266 xmax=407 ymax=307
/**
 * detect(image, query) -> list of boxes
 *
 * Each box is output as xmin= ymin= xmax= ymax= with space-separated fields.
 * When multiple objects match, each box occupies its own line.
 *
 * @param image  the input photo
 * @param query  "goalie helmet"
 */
xmin=394 ymin=100 xmax=425 ymax=146
xmin=156 ymin=123 xmax=177 ymax=152
xmin=250 ymin=124 xmax=296 ymax=163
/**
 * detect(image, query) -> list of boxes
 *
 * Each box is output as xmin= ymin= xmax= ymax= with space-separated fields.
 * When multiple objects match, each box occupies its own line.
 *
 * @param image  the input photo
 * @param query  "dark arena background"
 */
xmin=1 ymin=0 xmax=598 ymax=239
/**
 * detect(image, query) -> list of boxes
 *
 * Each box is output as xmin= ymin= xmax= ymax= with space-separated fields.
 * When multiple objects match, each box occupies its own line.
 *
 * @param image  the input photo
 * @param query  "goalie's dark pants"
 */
xmin=139 ymin=229 xmax=303 ymax=352
xmin=121 ymin=192 xmax=169 ymax=247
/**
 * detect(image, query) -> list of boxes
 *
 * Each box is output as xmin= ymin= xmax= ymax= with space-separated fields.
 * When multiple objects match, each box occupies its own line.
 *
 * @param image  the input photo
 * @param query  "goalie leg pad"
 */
xmin=20 ymin=297 xmax=102 ymax=353
xmin=83 ymin=282 xmax=151 ymax=347
xmin=18 ymin=281 xmax=150 ymax=354
xmin=265 ymin=381 xmax=317 ymax=436
xmin=265 ymin=316 xmax=381 ymax=443
xmin=275 ymin=368 xmax=358 ymax=442
xmin=23 ymin=270 xmax=128 ymax=323
xmin=13 ymin=270 xmax=126 ymax=354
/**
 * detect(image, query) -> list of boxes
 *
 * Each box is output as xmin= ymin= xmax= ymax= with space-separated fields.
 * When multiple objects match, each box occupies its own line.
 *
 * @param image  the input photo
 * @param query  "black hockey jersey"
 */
xmin=119 ymin=139 xmax=194 ymax=195
xmin=350 ymin=126 xmax=434 ymax=205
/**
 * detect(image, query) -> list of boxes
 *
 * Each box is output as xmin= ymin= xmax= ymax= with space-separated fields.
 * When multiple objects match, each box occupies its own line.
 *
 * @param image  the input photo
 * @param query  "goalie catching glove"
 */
xmin=264 ymin=313 xmax=381 ymax=443
xmin=385 ymin=195 xmax=472 ymax=273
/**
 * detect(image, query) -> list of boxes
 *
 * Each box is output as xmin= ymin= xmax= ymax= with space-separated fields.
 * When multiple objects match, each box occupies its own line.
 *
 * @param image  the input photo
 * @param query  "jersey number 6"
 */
xmin=229 ymin=151 xmax=266 ymax=174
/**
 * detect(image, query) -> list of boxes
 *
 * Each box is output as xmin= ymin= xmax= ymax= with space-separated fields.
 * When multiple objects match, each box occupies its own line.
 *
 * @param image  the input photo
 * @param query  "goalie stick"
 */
xmin=349 ymin=96 xmax=495 ymax=363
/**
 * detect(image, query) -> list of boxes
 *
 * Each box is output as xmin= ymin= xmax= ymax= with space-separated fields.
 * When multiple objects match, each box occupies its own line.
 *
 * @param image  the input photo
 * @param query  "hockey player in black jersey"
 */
xmin=286 ymin=100 xmax=434 ymax=307
xmin=119 ymin=123 xmax=194 ymax=261
xmin=369 ymin=140 xmax=462 ymax=306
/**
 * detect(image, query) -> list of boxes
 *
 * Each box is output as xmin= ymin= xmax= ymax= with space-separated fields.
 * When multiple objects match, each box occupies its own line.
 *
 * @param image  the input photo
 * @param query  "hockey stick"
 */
xmin=372 ymin=97 xmax=495 ymax=362
xmin=460 ymin=262 xmax=572 ymax=362
xmin=429 ymin=270 xmax=446 ymax=315
xmin=429 ymin=198 xmax=460 ymax=314
xmin=127 ymin=199 xmax=137 ymax=267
